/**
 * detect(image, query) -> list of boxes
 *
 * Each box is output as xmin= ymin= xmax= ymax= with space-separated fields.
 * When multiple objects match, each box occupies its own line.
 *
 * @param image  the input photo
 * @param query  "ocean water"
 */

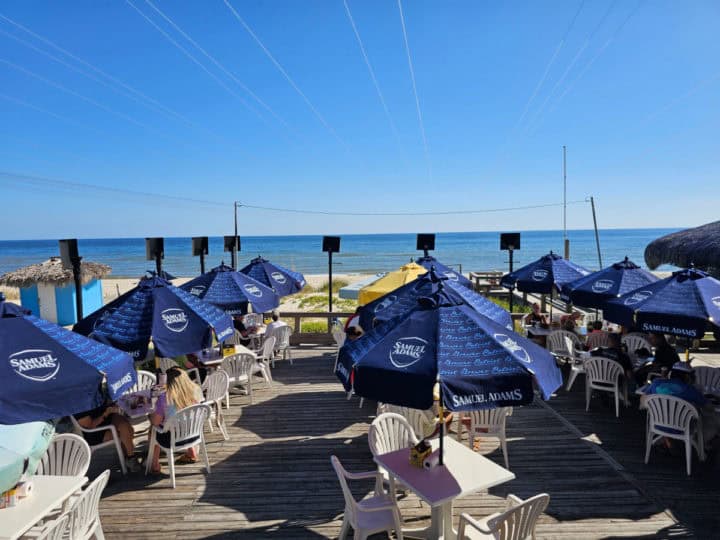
xmin=0 ymin=229 xmax=680 ymax=278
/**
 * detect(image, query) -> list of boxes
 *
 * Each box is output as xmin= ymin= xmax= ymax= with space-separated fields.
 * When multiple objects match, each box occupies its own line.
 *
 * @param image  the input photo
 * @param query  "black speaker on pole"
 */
xmin=58 ymin=239 xmax=83 ymax=322
xmin=192 ymin=237 xmax=209 ymax=274
xmin=500 ymin=233 xmax=521 ymax=251
xmin=145 ymin=237 xmax=164 ymax=274
xmin=322 ymin=236 xmax=341 ymax=312
xmin=416 ymin=233 xmax=435 ymax=252
xmin=224 ymin=236 xmax=240 ymax=269
xmin=322 ymin=236 xmax=341 ymax=253
xmin=59 ymin=238 xmax=80 ymax=270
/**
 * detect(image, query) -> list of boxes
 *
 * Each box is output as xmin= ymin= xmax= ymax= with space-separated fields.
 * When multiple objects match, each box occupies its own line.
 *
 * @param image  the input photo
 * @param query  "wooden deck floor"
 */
xmin=90 ymin=347 xmax=702 ymax=539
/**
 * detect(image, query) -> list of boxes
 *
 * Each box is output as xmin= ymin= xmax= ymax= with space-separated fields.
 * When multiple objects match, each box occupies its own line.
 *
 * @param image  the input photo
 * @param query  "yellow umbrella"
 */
xmin=357 ymin=262 xmax=428 ymax=305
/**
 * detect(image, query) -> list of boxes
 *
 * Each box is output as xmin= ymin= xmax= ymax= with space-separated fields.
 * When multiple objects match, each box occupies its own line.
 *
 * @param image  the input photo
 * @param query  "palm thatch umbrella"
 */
xmin=644 ymin=221 xmax=720 ymax=277
xmin=0 ymin=257 xmax=111 ymax=288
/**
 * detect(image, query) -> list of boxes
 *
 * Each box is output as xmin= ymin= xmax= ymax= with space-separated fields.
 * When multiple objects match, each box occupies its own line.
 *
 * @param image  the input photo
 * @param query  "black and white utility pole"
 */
xmin=563 ymin=146 xmax=569 ymax=259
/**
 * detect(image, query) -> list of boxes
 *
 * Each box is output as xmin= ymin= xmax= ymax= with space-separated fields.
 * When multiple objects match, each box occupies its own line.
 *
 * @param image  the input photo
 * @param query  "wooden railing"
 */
xmin=282 ymin=311 xmax=353 ymax=345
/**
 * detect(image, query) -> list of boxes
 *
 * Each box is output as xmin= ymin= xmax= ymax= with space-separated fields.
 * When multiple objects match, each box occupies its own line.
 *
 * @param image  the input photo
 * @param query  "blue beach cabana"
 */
xmin=0 ymin=257 xmax=110 ymax=326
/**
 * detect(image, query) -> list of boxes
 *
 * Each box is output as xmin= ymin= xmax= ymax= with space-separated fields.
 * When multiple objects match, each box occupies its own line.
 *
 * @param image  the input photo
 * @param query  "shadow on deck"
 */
xmin=90 ymin=347 xmax=707 ymax=539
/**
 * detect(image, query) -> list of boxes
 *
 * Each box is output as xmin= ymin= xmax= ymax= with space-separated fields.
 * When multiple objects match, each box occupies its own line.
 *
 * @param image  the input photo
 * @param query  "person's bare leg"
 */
xmin=109 ymin=414 xmax=135 ymax=456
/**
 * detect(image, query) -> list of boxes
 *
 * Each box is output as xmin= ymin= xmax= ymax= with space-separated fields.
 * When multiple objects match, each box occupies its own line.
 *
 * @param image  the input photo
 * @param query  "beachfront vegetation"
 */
xmin=488 ymin=296 xmax=531 ymax=314
xmin=297 ymin=294 xmax=356 ymax=312
xmin=307 ymin=278 xmax=350 ymax=294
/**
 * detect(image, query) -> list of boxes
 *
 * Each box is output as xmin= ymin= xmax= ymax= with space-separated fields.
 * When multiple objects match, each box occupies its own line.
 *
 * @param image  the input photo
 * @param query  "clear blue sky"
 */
xmin=1 ymin=0 xmax=718 ymax=239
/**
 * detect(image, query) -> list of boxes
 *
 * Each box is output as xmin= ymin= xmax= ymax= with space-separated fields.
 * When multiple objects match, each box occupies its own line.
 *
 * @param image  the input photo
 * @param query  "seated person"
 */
xmin=265 ymin=310 xmax=288 ymax=334
xmin=635 ymin=333 xmax=681 ymax=385
xmin=524 ymin=303 xmax=547 ymax=326
xmin=643 ymin=362 xmax=718 ymax=445
xmin=560 ymin=311 xmax=583 ymax=332
xmin=586 ymin=322 xmax=610 ymax=349
xmin=592 ymin=332 xmax=633 ymax=378
xmin=75 ymin=396 xmax=141 ymax=472
xmin=346 ymin=323 xmax=364 ymax=342
xmin=232 ymin=316 xmax=252 ymax=346
xmin=184 ymin=353 xmax=207 ymax=383
xmin=148 ymin=367 xmax=205 ymax=474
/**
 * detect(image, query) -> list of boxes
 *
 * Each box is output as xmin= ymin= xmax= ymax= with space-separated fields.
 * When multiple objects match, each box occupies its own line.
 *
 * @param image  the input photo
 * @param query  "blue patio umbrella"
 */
xmin=500 ymin=251 xmax=590 ymax=294
xmin=416 ymin=255 xmax=473 ymax=289
xmin=337 ymin=286 xmax=562 ymax=410
xmin=603 ymin=267 xmax=720 ymax=339
xmin=559 ymin=257 xmax=659 ymax=309
xmin=181 ymin=263 xmax=280 ymax=315
xmin=239 ymin=256 xmax=306 ymax=297
xmin=0 ymin=299 xmax=136 ymax=425
xmin=74 ymin=275 xmax=234 ymax=360
xmin=357 ymin=267 xmax=512 ymax=331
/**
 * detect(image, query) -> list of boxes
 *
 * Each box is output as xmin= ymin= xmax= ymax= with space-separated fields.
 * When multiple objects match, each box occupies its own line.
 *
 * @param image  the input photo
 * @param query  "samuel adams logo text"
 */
xmin=389 ymin=337 xmax=428 ymax=368
xmin=10 ymin=349 xmax=60 ymax=381
xmin=190 ymin=285 xmax=206 ymax=296
xmin=591 ymin=279 xmax=614 ymax=293
xmin=271 ymin=271 xmax=287 ymax=284
xmin=531 ymin=269 xmax=549 ymax=281
xmin=624 ymin=290 xmax=652 ymax=306
xmin=244 ymin=284 xmax=263 ymax=298
xmin=161 ymin=308 xmax=189 ymax=332
xmin=374 ymin=295 xmax=397 ymax=313
xmin=494 ymin=334 xmax=531 ymax=363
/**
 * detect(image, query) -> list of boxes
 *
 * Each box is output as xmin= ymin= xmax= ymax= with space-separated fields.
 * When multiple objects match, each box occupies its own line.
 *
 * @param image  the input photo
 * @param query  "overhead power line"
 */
xmin=221 ymin=0 xmax=349 ymax=151
xmin=397 ymin=0 xmax=431 ymax=179
xmin=0 ymin=170 xmax=588 ymax=217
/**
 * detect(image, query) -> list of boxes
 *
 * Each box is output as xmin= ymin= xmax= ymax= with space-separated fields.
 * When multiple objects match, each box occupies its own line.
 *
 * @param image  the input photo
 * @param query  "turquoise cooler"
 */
xmin=0 ymin=421 xmax=55 ymax=493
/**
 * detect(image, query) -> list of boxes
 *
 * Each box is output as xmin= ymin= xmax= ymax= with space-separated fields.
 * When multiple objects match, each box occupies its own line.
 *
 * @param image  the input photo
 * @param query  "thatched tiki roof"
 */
xmin=644 ymin=221 xmax=720 ymax=276
xmin=0 ymin=257 xmax=111 ymax=288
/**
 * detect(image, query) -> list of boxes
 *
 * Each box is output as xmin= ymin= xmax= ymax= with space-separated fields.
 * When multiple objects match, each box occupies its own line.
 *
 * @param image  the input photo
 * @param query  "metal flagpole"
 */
xmin=590 ymin=196 xmax=602 ymax=269
xmin=233 ymin=202 xmax=239 ymax=270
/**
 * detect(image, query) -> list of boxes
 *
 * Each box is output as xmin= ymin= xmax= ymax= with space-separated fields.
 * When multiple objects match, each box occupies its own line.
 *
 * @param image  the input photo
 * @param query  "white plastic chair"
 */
xmin=330 ymin=455 xmax=404 ymax=540
xmin=253 ymin=336 xmax=276 ymax=388
xmin=564 ymin=335 xmax=587 ymax=391
xmin=127 ymin=369 xmax=156 ymax=394
xmin=220 ymin=353 xmax=255 ymax=408
xmin=244 ymin=313 xmax=263 ymax=327
xmin=202 ymin=370 xmax=230 ymax=440
xmin=464 ymin=408 xmax=513 ymax=469
xmin=546 ymin=330 xmax=583 ymax=362
xmin=271 ymin=325 xmax=293 ymax=367
xmin=332 ymin=331 xmax=347 ymax=373
xmin=377 ymin=403 xmax=435 ymax=440
xmin=157 ymin=357 xmax=177 ymax=372
xmin=225 ymin=329 xmax=245 ymax=346
xmin=145 ymin=403 xmax=212 ymax=488
xmin=694 ymin=366 xmax=720 ymax=396
xmin=622 ymin=334 xmax=652 ymax=364
xmin=70 ymin=415 xmax=127 ymax=476
xmin=36 ymin=433 xmax=91 ymax=478
xmin=67 ymin=469 xmax=110 ymax=540
xmin=457 ymin=492 xmax=550 ymax=540
xmin=368 ymin=413 xmax=418 ymax=496
xmin=586 ymin=331 xmax=611 ymax=350
xmin=644 ymin=394 xmax=705 ymax=476
xmin=585 ymin=357 xmax=625 ymax=417
xmin=36 ymin=513 xmax=70 ymax=540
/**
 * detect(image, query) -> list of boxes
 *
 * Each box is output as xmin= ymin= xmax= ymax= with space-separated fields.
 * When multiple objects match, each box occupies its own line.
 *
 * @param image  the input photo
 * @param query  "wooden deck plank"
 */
xmin=87 ymin=347 xmax=691 ymax=539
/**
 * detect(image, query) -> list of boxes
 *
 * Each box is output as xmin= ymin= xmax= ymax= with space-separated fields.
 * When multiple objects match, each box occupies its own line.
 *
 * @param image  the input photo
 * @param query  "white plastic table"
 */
xmin=374 ymin=436 xmax=515 ymax=539
xmin=197 ymin=344 xmax=256 ymax=367
xmin=0 ymin=475 xmax=86 ymax=540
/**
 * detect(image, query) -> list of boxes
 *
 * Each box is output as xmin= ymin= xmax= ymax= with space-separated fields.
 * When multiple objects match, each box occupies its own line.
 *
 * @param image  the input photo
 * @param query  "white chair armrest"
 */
xmin=361 ymin=501 xmax=399 ymax=513
xmin=458 ymin=512 xmax=496 ymax=536
xmin=344 ymin=469 xmax=380 ymax=481
xmin=77 ymin=421 xmax=117 ymax=435
xmin=505 ymin=493 xmax=523 ymax=510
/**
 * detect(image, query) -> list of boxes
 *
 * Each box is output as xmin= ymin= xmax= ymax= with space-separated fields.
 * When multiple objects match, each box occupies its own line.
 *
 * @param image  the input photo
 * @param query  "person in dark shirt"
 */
xmin=635 ymin=333 xmax=681 ymax=385
xmin=75 ymin=400 xmax=141 ymax=472
xmin=593 ymin=332 xmax=633 ymax=375
xmin=232 ymin=316 xmax=251 ymax=346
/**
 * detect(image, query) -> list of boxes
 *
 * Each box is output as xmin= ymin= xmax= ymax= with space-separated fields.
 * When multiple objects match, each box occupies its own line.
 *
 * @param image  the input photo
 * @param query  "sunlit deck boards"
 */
xmin=91 ymin=348 xmax=691 ymax=539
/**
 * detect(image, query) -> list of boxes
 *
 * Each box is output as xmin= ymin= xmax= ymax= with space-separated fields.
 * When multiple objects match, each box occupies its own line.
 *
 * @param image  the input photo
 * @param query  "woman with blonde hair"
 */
xmin=148 ymin=367 xmax=204 ymax=474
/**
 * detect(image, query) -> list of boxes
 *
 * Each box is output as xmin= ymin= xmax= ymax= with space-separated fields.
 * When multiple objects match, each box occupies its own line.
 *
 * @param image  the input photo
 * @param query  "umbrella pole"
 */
xmin=438 ymin=385 xmax=444 ymax=466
